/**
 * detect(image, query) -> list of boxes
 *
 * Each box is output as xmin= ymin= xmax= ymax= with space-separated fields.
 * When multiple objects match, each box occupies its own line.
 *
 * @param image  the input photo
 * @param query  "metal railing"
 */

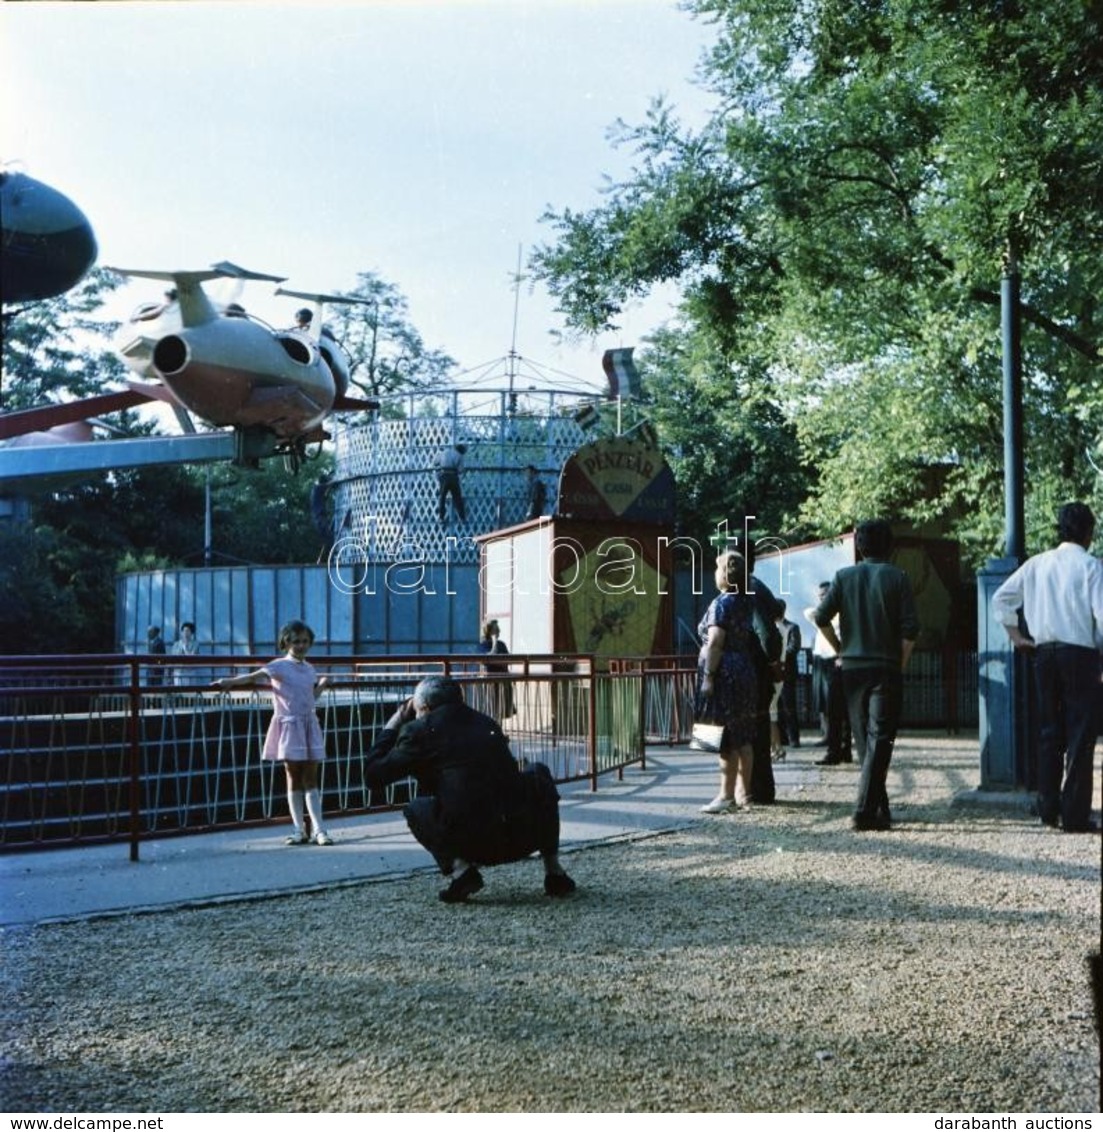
xmin=625 ymin=649 xmax=979 ymax=746
xmin=0 ymin=648 xmax=977 ymax=855
xmin=0 ymin=653 xmax=646 ymax=855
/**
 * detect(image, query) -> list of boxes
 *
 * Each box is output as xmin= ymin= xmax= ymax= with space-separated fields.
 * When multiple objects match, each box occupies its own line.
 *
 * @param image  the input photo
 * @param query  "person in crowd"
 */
xmin=813 ymin=520 xmax=919 ymax=831
xmin=211 ymin=620 xmax=333 ymax=846
xmin=362 ymin=675 xmax=576 ymax=903
xmin=992 ymin=501 xmax=1103 ymax=833
xmin=437 ymin=443 xmax=468 ymax=524
xmin=310 ymin=471 xmax=334 ymax=564
xmin=696 ymin=550 xmax=760 ymax=813
xmin=746 ymin=544 xmax=785 ymax=803
xmin=478 ymin=618 xmax=514 ymax=719
xmin=172 ymin=621 xmax=199 ymax=686
xmin=524 ymin=464 xmax=548 ymax=521
xmin=772 ymin=601 xmax=802 ymax=759
xmin=146 ymin=625 xmax=166 ymax=686
xmin=805 ymin=582 xmax=852 ymax=764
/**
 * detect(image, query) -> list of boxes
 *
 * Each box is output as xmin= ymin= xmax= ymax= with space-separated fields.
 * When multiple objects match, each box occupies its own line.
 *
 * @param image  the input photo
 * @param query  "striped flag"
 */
xmin=602 ymin=347 xmax=642 ymax=400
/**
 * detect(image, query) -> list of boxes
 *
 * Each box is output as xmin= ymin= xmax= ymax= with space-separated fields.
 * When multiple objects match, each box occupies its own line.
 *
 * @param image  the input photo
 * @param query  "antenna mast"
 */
xmin=507 ymin=243 xmax=523 ymax=402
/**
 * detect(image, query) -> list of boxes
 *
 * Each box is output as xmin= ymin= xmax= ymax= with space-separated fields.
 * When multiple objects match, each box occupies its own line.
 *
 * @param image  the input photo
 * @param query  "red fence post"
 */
xmin=127 ymin=658 xmax=142 ymax=862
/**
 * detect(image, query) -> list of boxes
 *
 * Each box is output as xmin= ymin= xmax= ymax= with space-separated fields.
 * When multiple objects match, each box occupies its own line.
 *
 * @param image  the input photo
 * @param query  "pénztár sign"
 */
xmin=557 ymin=435 xmax=676 ymax=525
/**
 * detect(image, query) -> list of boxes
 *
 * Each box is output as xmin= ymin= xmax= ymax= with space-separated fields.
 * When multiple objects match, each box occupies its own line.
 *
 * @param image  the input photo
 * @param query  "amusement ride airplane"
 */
xmin=0 ymin=262 xmax=379 ymax=471
xmin=0 ymin=170 xmax=97 ymax=305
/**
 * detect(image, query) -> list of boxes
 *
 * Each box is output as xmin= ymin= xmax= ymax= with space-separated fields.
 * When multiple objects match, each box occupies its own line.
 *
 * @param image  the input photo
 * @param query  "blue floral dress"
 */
xmin=697 ymin=592 xmax=758 ymax=747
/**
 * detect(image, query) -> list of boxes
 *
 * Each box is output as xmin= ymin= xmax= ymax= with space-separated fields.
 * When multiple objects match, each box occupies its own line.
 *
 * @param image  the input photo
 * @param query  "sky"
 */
xmin=1 ymin=0 xmax=718 ymax=396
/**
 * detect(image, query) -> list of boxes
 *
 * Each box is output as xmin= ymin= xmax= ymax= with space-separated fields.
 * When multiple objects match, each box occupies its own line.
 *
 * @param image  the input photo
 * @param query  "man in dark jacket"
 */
xmin=776 ymin=601 xmax=802 ymax=749
xmin=813 ymin=520 xmax=919 ymax=831
xmin=747 ymin=545 xmax=785 ymax=804
xmin=363 ymin=675 xmax=576 ymax=903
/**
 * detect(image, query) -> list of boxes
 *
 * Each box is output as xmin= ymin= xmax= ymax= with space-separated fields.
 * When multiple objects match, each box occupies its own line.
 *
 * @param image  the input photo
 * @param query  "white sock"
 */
xmin=305 ymin=788 xmax=325 ymax=835
xmin=288 ymin=789 xmax=305 ymax=833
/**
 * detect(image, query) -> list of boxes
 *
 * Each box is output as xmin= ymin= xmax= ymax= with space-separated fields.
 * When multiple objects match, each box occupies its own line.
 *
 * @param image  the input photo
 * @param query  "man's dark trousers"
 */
xmin=843 ymin=666 xmax=903 ymax=823
xmin=1031 ymin=643 xmax=1100 ymax=832
xmin=403 ymin=763 xmax=561 ymax=869
xmin=826 ymin=663 xmax=851 ymax=760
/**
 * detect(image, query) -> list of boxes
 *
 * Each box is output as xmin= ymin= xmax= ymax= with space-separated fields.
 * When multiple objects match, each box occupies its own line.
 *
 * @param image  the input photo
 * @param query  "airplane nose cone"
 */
xmin=0 ymin=173 xmax=98 ymax=303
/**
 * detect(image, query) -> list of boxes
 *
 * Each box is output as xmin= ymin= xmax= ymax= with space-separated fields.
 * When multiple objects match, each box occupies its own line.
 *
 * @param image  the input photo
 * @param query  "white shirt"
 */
xmin=804 ymin=606 xmax=837 ymax=658
xmin=438 ymin=447 xmax=464 ymax=473
xmin=991 ymin=542 xmax=1103 ymax=650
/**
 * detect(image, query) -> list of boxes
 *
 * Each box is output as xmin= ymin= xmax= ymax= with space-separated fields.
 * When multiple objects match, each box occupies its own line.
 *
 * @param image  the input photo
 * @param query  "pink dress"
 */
xmin=260 ymin=657 xmax=326 ymax=762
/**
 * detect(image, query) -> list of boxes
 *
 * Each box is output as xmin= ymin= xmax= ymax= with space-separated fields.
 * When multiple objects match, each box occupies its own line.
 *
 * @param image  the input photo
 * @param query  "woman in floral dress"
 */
xmin=697 ymin=551 xmax=759 ymax=813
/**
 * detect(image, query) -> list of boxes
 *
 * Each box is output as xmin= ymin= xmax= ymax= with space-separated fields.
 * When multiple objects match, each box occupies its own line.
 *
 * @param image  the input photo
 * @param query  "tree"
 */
xmin=326 ymin=271 xmax=456 ymax=401
xmin=204 ymin=457 xmax=331 ymax=565
xmin=2 ymin=268 xmax=130 ymax=411
xmin=531 ymin=0 xmax=1103 ymax=563
xmin=639 ymin=322 xmax=806 ymax=545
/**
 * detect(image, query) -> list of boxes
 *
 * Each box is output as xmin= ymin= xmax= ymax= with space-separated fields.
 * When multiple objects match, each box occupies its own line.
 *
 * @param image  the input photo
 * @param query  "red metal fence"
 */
xmin=0 ymin=648 xmax=975 ymax=855
xmin=0 ymin=653 xmax=647 ymax=855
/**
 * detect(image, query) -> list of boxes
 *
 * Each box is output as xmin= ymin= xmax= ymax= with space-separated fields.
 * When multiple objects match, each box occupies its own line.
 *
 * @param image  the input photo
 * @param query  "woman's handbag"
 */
xmin=690 ymin=692 xmax=724 ymax=751
xmin=690 ymin=721 xmax=725 ymax=752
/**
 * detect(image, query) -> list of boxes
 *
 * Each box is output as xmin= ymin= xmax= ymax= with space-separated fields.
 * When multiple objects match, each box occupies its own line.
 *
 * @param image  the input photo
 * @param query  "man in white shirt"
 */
xmin=804 ymin=582 xmax=851 ymax=764
xmin=992 ymin=501 xmax=1103 ymax=833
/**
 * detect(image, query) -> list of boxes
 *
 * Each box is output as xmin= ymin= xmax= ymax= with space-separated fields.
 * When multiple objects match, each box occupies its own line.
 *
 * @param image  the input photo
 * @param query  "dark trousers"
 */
xmin=403 ymin=764 xmax=560 ymax=871
xmin=750 ymin=669 xmax=776 ymax=803
xmin=843 ymin=666 xmax=903 ymax=822
xmin=1031 ymin=644 xmax=1100 ymax=831
xmin=826 ymin=662 xmax=852 ymax=760
xmin=778 ymin=678 xmax=800 ymax=746
xmin=437 ymin=470 xmax=466 ymax=522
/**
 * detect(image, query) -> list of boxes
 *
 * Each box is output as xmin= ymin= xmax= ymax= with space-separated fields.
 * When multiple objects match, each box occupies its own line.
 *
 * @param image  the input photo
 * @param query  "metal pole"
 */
xmin=204 ymin=467 xmax=213 ymax=567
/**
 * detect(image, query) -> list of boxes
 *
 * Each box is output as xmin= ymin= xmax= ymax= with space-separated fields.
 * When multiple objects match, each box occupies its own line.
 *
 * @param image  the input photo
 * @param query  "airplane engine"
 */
xmin=275 ymin=334 xmax=313 ymax=366
xmin=152 ymin=334 xmax=189 ymax=376
xmin=318 ymin=327 xmax=351 ymax=397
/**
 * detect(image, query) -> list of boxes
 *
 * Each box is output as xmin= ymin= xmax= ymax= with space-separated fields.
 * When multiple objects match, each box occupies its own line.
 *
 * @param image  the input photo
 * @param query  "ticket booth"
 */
xmin=476 ymin=434 xmax=678 ymax=662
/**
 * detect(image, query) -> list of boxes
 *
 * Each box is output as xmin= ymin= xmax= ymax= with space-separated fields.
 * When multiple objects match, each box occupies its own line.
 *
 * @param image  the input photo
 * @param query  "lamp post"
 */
xmin=977 ymin=243 xmax=1031 ymax=789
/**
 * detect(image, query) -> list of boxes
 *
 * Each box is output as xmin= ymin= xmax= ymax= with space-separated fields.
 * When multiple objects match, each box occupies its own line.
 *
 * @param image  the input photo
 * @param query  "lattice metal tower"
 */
xmin=331 ymin=355 xmax=605 ymax=564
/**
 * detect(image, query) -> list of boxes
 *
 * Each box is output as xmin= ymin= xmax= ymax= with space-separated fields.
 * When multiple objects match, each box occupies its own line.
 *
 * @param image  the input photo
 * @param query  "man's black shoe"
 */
xmin=1061 ymin=820 xmax=1101 ymax=834
xmin=816 ymin=756 xmax=844 ymax=766
xmin=544 ymin=872 xmax=577 ymax=898
xmin=852 ymin=812 xmax=892 ymax=832
xmin=439 ymin=866 xmax=484 ymax=903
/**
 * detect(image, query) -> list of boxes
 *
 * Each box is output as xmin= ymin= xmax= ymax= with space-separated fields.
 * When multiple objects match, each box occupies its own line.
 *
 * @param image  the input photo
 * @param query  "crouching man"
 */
xmin=364 ymin=675 xmax=577 ymax=903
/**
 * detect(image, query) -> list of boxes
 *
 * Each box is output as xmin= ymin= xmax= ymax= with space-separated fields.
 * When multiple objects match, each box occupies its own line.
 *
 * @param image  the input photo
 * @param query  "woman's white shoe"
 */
xmin=700 ymin=796 xmax=737 ymax=814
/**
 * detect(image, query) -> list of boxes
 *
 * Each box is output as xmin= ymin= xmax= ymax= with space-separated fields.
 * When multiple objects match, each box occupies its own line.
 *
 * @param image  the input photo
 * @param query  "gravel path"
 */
xmin=2 ymin=735 xmax=1099 ymax=1113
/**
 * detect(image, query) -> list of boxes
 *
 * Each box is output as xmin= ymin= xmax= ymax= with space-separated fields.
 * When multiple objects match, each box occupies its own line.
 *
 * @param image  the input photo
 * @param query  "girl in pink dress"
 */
xmin=212 ymin=620 xmax=332 ymax=845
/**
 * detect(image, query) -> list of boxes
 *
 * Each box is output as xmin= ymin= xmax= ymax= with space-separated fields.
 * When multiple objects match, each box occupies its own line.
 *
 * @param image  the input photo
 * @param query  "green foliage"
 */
xmin=531 ymin=0 xmax=1103 ymax=564
xmin=205 ymin=458 xmax=330 ymax=565
xmin=327 ymin=271 xmax=456 ymax=400
xmin=640 ymin=323 xmax=806 ymax=544
xmin=2 ymin=267 xmax=129 ymax=411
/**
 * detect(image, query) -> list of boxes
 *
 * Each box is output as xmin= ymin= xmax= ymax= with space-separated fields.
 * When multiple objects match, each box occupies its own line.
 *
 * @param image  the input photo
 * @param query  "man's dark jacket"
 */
xmin=363 ymin=700 xmax=559 ymax=866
